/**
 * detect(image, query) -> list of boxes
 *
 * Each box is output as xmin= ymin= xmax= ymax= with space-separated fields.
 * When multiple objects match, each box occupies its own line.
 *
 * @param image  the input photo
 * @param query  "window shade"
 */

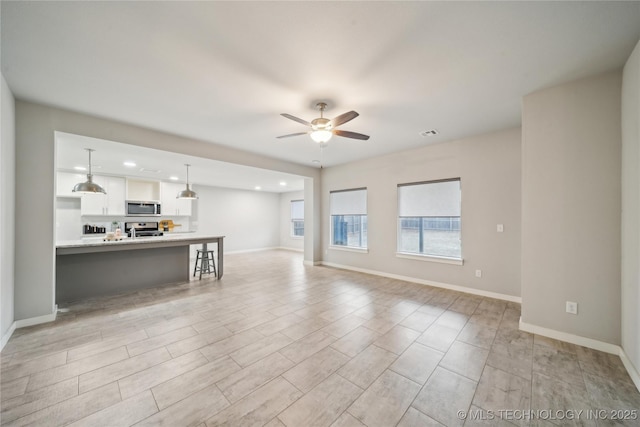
xmin=330 ymin=189 xmax=367 ymax=215
xmin=398 ymin=180 xmax=460 ymax=217
xmin=290 ymin=200 xmax=304 ymax=220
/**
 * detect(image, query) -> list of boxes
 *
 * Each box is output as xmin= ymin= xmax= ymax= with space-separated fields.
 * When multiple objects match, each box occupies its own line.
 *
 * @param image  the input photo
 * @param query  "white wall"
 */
xmin=521 ymin=70 xmax=622 ymax=345
xmin=622 ymin=40 xmax=640 ymax=378
xmin=279 ymin=190 xmax=304 ymax=251
xmin=14 ymin=101 xmax=319 ymax=322
xmin=1 ymin=73 xmax=16 ymax=344
xmin=321 ymin=127 xmax=522 ymax=298
xmin=192 ymin=184 xmax=280 ymax=253
xmin=55 ymin=197 xmax=82 ymax=241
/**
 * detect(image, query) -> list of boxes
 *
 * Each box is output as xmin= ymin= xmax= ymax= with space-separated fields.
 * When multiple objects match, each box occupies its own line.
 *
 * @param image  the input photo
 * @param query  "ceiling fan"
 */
xmin=277 ymin=102 xmax=370 ymax=144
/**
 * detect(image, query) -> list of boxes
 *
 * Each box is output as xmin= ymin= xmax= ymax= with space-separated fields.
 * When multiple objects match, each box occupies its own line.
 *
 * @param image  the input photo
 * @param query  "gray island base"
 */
xmin=56 ymin=235 xmax=224 ymax=304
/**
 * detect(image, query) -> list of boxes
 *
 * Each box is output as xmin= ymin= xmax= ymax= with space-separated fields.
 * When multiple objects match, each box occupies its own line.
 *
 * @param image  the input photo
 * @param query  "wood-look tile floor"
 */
xmin=1 ymin=250 xmax=639 ymax=426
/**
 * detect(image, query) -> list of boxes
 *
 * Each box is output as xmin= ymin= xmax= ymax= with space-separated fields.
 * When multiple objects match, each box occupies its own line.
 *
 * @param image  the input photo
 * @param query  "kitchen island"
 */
xmin=56 ymin=234 xmax=224 ymax=303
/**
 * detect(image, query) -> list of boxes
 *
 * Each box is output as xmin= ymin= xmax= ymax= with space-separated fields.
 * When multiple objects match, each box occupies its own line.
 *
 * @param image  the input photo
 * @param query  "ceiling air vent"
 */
xmin=419 ymin=129 xmax=439 ymax=137
xmin=139 ymin=168 xmax=162 ymax=174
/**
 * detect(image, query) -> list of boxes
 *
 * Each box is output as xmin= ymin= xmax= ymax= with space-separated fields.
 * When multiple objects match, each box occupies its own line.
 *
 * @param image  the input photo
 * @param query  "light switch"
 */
xmin=497 ymin=224 xmax=504 ymax=232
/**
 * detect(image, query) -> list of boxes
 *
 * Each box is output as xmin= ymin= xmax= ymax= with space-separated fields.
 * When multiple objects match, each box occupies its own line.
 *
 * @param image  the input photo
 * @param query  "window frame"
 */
xmin=290 ymin=199 xmax=304 ymax=238
xmin=329 ymin=188 xmax=368 ymax=252
xmin=396 ymin=178 xmax=463 ymax=264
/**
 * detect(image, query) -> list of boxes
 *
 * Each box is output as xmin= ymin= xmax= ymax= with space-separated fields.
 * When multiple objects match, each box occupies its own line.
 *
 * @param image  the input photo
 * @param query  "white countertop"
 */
xmin=57 ymin=233 xmax=223 ymax=251
xmin=56 ymin=231 xmax=201 ymax=248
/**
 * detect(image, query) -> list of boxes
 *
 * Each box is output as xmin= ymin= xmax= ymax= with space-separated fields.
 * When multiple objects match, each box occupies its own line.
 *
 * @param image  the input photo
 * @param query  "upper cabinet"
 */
xmin=160 ymin=182 xmax=192 ymax=216
xmin=127 ymin=179 xmax=160 ymax=202
xmin=57 ymin=172 xmax=192 ymax=217
xmin=80 ymin=175 xmax=126 ymax=216
xmin=56 ymin=172 xmax=85 ymax=197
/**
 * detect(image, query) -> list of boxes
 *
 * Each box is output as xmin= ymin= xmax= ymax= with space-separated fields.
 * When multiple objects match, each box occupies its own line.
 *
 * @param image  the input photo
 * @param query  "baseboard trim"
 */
xmin=277 ymin=247 xmax=304 ymax=253
xmin=14 ymin=309 xmax=57 ymax=329
xmin=519 ymin=318 xmax=640 ymax=393
xmin=320 ymin=261 xmax=521 ymax=303
xmin=225 ymin=247 xmax=280 ymax=255
xmin=303 ymin=260 xmax=322 ymax=266
xmin=620 ymin=348 xmax=640 ymax=392
xmin=519 ymin=318 xmax=619 ymax=354
xmin=0 ymin=322 xmax=17 ymax=351
xmin=2 ymin=306 xmax=59 ymax=350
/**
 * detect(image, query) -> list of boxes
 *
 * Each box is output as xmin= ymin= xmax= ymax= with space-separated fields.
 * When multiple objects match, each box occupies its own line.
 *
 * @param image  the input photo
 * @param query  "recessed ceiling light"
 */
xmin=279 ymin=181 xmax=287 ymax=186
xmin=255 ymin=186 xmax=262 ymax=191
xmin=169 ymin=176 xmax=179 ymax=181
xmin=140 ymin=168 xmax=161 ymax=173
xmin=311 ymin=160 xmax=320 ymax=164
xmin=73 ymin=166 xmax=87 ymax=171
xmin=123 ymin=161 xmax=136 ymax=167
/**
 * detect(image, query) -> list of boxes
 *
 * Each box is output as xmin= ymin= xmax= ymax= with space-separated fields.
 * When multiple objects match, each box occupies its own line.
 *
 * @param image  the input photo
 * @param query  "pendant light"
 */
xmin=72 ymin=148 xmax=106 ymax=194
xmin=177 ymin=164 xmax=198 ymax=199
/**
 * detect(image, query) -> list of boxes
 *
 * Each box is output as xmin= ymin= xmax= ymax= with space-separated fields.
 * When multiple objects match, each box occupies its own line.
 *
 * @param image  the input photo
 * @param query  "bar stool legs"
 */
xmin=193 ymin=249 xmax=217 ymax=279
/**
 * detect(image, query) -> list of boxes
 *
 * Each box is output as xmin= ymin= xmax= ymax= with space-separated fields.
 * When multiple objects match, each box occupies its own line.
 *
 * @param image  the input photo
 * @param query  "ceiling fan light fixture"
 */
xmin=278 ymin=101 xmax=369 ymax=142
xmin=177 ymin=164 xmax=198 ymax=199
xmin=310 ymin=130 xmax=332 ymax=144
xmin=72 ymin=148 xmax=107 ymax=194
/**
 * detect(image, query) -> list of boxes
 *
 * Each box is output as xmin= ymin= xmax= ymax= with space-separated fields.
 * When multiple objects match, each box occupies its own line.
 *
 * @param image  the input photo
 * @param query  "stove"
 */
xmin=125 ymin=222 xmax=164 ymax=238
xmin=132 ymin=230 xmax=164 ymax=237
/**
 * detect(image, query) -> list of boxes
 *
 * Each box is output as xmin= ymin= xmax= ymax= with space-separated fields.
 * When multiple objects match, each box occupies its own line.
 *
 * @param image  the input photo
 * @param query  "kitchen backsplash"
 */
xmin=55 ymin=210 xmax=192 ymax=241
xmin=79 ymin=217 xmax=193 ymax=236
xmin=81 ymin=216 xmax=192 ymax=236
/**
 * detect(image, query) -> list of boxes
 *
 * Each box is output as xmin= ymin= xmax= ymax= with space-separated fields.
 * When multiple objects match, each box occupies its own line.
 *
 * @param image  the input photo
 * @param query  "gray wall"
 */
xmin=14 ymin=101 xmax=319 ymax=321
xmin=279 ymin=190 xmax=304 ymax=251
xmin=321 ymin=128 xmax=522 ymax=298
xmin=193 ymin=184 xmax=280 ymax=253
xmin=305 ymin=177 xmax=322 ymax=265
xmin=521 ymin=71 xmax=622 ymax=344
xmin=1 ymin=74 xmax=16 ymax=340
xmin=622 ymin=41 xmax=640 ymax=374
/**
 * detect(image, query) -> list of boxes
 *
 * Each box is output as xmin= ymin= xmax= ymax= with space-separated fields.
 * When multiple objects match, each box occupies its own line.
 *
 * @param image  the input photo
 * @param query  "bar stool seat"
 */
xmin=193 ymin=249 xmax=217 ymax=279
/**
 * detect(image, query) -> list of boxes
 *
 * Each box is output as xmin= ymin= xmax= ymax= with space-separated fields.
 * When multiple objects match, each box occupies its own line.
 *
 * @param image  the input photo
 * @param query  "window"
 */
xmin=397 ymin=179 xmax=461 ymax=259
xmin=290 ymin=199 xmax=304 ymax=237
xmin=330 ymin=188 xmax=367 ymax=249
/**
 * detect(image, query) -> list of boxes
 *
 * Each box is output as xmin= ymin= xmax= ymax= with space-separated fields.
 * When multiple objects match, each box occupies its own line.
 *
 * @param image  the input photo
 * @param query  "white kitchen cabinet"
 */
xmin=105 ymin=176 xmax=126 ymax=215
xmin=160 ymin=182 xmax=192 ymax=216
xmin=127 ymin=179 xmax=160 ymax=201
xmin=81 ymin=175 xmax=126 ymax=216
xmin=56 ymin=171 xmax=85 ymax=197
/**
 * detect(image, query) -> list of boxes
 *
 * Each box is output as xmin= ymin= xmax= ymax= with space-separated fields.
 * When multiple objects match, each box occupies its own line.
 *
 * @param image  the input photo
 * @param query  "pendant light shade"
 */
xmin=72 ymin=149 xmax=106 ymax=194
xmin=177 ymin=164 xmax=198 ymax=199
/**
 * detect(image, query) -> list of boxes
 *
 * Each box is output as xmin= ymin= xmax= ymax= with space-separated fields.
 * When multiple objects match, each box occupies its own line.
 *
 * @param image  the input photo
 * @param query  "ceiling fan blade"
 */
xmin=276 ymin=132 xmax=308 ymax=139
xmin=333 ymin=130 xmax=370 ymax=140
xmin=281 ymin=113 xmax=312 ymax=127
xmin=331 ymin=111 xmax=359 ymax=127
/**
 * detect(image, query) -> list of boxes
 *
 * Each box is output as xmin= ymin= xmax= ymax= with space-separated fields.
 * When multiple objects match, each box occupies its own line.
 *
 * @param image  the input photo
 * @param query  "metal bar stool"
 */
xmin=193 ymin=244 xmax=217 ymax=279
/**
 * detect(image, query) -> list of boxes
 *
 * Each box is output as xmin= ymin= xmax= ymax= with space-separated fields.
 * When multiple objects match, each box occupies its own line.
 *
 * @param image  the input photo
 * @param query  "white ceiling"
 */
xmin=56 ymin=132 xmax=305 ymax=193
xmin=3 ymin=2 xmax=640 ymax=167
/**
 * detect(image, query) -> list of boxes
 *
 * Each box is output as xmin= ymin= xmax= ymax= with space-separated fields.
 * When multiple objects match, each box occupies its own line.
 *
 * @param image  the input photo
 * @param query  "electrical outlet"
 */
xmin=566 ymin=301 xmax=578 ymax=315
xmin=475 ymin=269 xmax=482 ymax=278
xmin=497 ymin=224 xmax=504 ymax=232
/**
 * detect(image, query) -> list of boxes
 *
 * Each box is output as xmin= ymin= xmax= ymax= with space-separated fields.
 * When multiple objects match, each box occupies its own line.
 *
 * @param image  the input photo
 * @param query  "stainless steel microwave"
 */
xmin=126 ymin=200 xmax=161 ymax=216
